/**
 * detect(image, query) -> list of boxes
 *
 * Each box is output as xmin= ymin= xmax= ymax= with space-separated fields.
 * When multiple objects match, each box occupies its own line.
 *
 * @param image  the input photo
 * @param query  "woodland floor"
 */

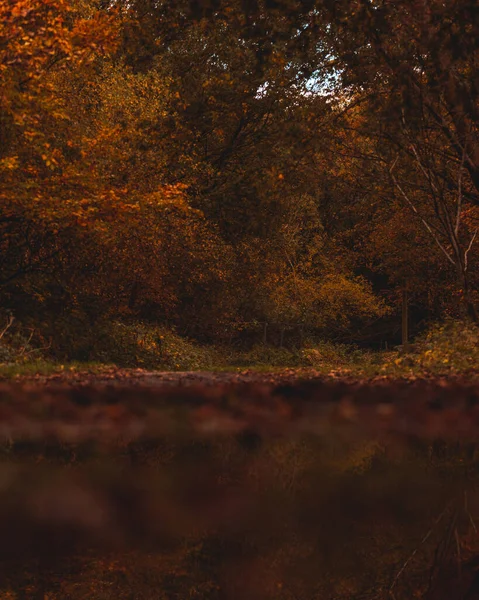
xmin=2 ymin=368 xmax=479 ymax=441
xmin=7 ymin=365 xmax=479 ymax=386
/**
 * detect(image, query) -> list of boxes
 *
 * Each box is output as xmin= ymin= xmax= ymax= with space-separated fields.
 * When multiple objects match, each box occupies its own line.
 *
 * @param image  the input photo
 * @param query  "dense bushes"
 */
xmin=47 ymin=320 xmax=222 ymax=371
xmin=385 ymin=320 xmax=479 ymax=375
xmin=301 ymin=340 xmax=369 ymax=370
xmin=1 ymin=313 xmax=479 ymax=376
xmin=87 ymin=322 xmax=221 ymax=370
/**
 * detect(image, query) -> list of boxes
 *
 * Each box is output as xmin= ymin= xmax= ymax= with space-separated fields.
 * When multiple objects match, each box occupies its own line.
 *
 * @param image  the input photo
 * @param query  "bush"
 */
xmin=412 ymin=319 xmax=479 ymax=373
xmin=0 ymin=312 xmax=43 ymax=364
xmin=0 ymin=312 xmax=223 ymax=371
xmin=379 ymin=319 xmax=479 ymax=375
xmin=88 ymin=322 xmax=222 ymax=370
xmin=230 ymin=344 xmax=305 ymax=368
xmin=301 ymin=340 xmax=371 ymax=371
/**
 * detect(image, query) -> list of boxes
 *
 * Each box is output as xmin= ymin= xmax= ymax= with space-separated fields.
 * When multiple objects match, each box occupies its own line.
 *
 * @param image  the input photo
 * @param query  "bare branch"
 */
xmin=410 ymin=143 xmax=439 ymax=195
xmin=389 ymin=160 xmax=456 ymax=267
xmin=0 ymin=315 xmax=14 ymax=341
xmin=22 ymin=339 xmax=52 ymax=358
xmin=389 ymin=504 xmax=450 ymax=594
xmin=455 ymin=148 xmax=467 ymax=237
xmin=455 ymin=527 xmax=462 ymax=582
xmin=465 ymin=491 xmax=477 ymax=533
xmin=18 ymin=329 xmax=35 ymax=356
xmin=464 ymin=229 xmax=478 ymax=273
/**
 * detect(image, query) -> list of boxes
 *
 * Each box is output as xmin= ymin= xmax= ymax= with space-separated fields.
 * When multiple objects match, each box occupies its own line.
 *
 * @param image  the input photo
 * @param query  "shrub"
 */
xmin=88 ymin=322 xmax=222 ymax=370
xmin=380 ymin=319 xmax=479 ymax=375
xmin=412 ymin=319 xmax=479 ymax=373
xmin=0 ymin=312 xmax=223 ymax=371
xmin=0 ymin=312 xmax=43 ymax=364
xmin=301 ymin=340 xmax=370 ymax=371
xmin=230 ymin=344 xmax=305 ymax=368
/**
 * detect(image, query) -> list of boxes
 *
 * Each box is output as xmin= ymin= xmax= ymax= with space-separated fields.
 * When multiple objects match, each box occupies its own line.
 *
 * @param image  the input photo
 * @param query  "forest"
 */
xmin=1 ymin=0 xmax=479 ymax=374
xmin=3 ymin=3 xmax=479 ymax=599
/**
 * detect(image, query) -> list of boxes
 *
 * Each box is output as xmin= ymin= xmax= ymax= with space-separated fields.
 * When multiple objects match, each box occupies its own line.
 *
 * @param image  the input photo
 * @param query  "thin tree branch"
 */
xmin=389 ymin=504 xmax=451 ymax=595
xmin=0 ymin=315 xmax=14 ymax=341
xmin=464 ymin=229 xmax=478 ymax=273
xmin=455 ymin=148 xmax=467 ymax=236
xmin=389 ymin=158 xmax=456 ymax=266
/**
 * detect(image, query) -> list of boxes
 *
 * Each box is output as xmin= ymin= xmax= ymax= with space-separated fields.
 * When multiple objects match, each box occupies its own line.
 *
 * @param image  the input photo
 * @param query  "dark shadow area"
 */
xmin=0 ymin=380 xmax=479 ymax=598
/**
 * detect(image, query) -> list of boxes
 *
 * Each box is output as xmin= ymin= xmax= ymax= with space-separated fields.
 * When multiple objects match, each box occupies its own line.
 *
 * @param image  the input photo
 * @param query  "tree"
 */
xmin=0 ymin=0 xmax=120 ymax=287
xmin=300 ymin=0 xmax=479 ymax=323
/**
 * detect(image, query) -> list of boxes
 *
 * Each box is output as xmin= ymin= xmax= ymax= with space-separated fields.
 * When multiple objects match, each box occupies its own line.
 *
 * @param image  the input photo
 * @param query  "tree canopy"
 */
xmin=1 ymin=0 xmax=478 ymax=353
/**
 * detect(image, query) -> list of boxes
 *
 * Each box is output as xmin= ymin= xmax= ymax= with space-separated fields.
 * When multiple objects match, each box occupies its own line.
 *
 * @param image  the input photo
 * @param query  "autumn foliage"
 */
xmin=0 ymin=0 xmax=478 ymax=359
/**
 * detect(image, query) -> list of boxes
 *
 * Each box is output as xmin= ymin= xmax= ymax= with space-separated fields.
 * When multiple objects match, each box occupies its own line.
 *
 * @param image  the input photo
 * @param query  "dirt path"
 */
xmin=8 ymin=367 xmax=329 ymax=388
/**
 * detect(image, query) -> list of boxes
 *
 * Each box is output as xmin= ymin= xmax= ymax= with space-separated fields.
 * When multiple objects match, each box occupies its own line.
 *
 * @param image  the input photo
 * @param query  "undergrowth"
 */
xmin=0 ymin=313 xmax=478 ymax=378
xmin=380 ymin=319 xmax=479 ymax=376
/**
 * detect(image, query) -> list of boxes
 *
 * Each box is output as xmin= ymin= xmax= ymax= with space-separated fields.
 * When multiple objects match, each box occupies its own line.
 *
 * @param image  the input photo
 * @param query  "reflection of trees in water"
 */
xmin=1 ymin=437 xmax=479 ymax=599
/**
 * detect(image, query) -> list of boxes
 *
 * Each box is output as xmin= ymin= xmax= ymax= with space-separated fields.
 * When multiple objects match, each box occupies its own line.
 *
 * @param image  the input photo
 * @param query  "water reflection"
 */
xmin=0 ymin=432 xmax=478 ymax=599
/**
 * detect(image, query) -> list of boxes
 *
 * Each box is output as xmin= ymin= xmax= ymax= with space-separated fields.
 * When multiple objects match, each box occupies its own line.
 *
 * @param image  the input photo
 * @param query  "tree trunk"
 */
xmin=459 ymin=268 xmax=479 ymax=324
xmin=402 ymin=287 xmax=410 ymax=350
xmin=299 ymin=325 xmax=304 ymax=349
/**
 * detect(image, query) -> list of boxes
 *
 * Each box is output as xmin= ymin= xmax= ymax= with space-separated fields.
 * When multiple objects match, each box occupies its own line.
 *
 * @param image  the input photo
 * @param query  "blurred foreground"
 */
xmin=1 ymin=377 xmax=479 ymax=599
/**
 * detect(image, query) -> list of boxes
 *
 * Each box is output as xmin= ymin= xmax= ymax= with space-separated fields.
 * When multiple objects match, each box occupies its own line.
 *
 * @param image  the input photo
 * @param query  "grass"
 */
xmin=0 ymin=360 xmax=111 ymax=380
xmin=1 ymin=319 xmax=479 ymax=380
